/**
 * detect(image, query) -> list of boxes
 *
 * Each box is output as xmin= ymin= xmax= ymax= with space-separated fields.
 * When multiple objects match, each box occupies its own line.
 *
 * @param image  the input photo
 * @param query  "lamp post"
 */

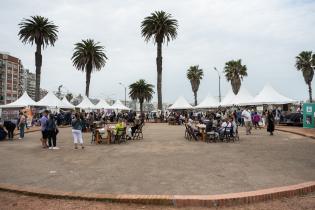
xmin=118 ymin=82 xmax=127 ymax=106
xmin=213 ymin=67 xmax=221 ymax=103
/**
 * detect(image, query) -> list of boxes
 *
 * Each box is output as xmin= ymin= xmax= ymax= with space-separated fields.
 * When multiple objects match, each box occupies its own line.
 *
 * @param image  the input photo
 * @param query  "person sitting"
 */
xmin=4 ymin=120 xmax=16 ymax=140
xmin=0 ymin=124 xmax=7 ymax=141
xmin=187 ymin=119 xmax=200 ymax=140
xmin=131 ymin=116 xmax=141 ymax=138
xmin=218 ymin=119 xmax=232 ymax=135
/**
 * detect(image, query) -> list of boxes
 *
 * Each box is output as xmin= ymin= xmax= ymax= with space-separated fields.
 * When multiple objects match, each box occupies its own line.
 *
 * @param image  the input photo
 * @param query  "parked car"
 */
xmin=279 ymin=113 xmax=302 ymax=126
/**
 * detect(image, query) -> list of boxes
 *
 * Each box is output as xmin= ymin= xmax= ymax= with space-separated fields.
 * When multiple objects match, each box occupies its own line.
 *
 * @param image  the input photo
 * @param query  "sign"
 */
xmin=303 ymin=103 xmax=315 ymax=128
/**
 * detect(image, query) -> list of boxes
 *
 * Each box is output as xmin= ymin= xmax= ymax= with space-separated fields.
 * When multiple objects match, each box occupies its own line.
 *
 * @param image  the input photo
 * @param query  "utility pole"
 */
xmin=213 ymin=67 xmax=221 ymax=103
xmin=118 ymin=82 xmax=127 ymax=105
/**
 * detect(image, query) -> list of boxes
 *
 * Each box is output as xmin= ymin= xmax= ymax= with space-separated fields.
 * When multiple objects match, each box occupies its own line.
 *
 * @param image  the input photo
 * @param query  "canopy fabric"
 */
xmin=168 ymin=96 xmax=193 ymax=110
xmin=111 ymin=100 xmax=130 ymax=110
xmin=76 ymin=96 xmax=97 ymax=109
xmin=220 ymin=89 xmax=236 ymax=106
xmin=36 ymin=91 xmax=70 ymax=108
xmin=222 ymin=87 xmax=254 ymax=106
xmin=0 ymin=92 xmax=38 ymax=108
xmin=61 ymin=97 xmax=75 ymax=109
xmin=253 ymin=84 xmax=297 ymax=105
xmin=195 ymin=95 xmax=219 ymax=109
xmin=95 ymin=99 xmax=113 ymax=109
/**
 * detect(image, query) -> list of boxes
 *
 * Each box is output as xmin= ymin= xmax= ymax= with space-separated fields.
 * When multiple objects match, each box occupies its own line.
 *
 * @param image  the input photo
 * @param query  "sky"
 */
xmin=1 ymin=0 xmax=315 ymax=104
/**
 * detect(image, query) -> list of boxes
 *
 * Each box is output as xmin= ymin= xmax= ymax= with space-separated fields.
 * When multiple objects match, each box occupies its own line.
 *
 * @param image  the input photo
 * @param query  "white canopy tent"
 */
xmin=253 ymin=84 xmax=297 ymax=105
xmin=168 ymin=96 xmax=193 ymax=110
xmin=36 ymin=91 xmax=70 ymax=108
xmin=76 ymin=96 xmax=97 ymax=110
xmin=0 ymin=92 xmax=38 ymax=108
xmin=111 ymin=100 xmax=130 ymax=111
xmin=222 ymin=86 xmax=254 ymax=106
xmin=220 ymin=89 xmax=236 ymax=106
xmin=195 ymin=95 xmax=219 ymax=109
xmin=95 ymin=99 xmax=113 ymax=110
xmin=61 ymin=97 xmax=75 ymax=109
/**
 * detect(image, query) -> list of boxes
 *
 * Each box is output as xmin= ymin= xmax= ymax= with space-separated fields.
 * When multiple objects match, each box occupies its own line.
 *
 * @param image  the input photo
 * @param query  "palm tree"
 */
xmin=129 ymin=79 xmax=155 ymax=114
xmin=65 ymin=93 xmax=73 ymax=102
xmin=224 ymin=59 xmax=248 ymax=95
xmin=18 ymin=16 xmax=58 ymax=101
xmin=295 ymin=51 xmax=315 ymax=103
xmin=141 ymin=11 xmax=178 ymax=110
xmin=187 ymin=65 xmax=204 ymax=106
xmin=71 ymin=39 xmax=108 ymax=97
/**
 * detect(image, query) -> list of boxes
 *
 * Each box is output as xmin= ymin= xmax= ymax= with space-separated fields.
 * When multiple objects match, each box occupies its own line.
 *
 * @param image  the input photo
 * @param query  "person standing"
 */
xmin=46 ymin=114 xmax=59 ymax=149
xmin=241 ymin=108 xmax=252 ymax=135
xmin=72 ymin=113 xmax=84 ymax=149
xmin=266 ymin=110 xmax=275 ymax=135
xmin=39 ymin=110 xmax=49 ymax=148
xmin=17 ymin=112 xmax=26 ymax=139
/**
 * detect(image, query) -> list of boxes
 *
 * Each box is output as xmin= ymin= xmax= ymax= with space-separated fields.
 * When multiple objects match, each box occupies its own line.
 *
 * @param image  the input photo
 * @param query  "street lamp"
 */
xmin=213 ymin=67 xmax=221 ymax=103
xmin=118 ymin=82 xmax=127 ymax=106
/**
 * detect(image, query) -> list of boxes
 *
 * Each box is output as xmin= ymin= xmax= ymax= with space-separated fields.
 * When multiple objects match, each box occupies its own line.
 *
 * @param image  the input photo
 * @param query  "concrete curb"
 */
xmin=275 ymin=127 xmax=315 ymax=139
xmin=0 ymin=182 xmax=314 ymax=207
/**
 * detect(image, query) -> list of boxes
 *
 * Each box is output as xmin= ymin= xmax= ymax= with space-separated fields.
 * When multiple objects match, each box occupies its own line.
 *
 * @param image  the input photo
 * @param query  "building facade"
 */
xmin=0 ymin=52 xmax=23 ymax=105
xmin=21 ymin=69 xmax=36 ymax=100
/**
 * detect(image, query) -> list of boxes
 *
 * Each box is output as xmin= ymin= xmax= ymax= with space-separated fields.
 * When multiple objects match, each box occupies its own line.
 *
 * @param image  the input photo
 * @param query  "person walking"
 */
xmin=72 ymin=113 xmax=84 ymax=149
xmin=241 ymin=108 xmax=252 ymax=135
xmin=17 ymin=112 xmax=26 ymax=139
xmin=266 ymin=110 xmax=275 ymax=136
xmin=46 ymin=114 xmax=59 ymax=149
xmin=39 ymin=110 xmax=49 ymax=148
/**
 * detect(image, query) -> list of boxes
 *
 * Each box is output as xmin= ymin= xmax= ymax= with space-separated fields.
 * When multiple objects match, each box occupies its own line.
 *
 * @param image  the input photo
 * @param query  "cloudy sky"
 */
xmin=1 ymin=0 xmax=315 ymax=103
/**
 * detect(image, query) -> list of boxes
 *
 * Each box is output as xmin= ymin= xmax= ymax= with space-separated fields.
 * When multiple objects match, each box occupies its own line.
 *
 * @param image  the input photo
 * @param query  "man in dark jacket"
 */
xmin=4 ymin=121 xmax=16 ymax=140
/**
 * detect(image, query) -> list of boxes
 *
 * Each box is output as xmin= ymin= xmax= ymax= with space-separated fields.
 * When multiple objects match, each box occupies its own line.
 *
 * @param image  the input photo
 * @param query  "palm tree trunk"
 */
xmin=308 ymin=81 xmax=312 ymax=103
xmin=194 ymin=91 xmax=197 ymax=106
xmin=85 ymin=68 xmax=91 ymax=97
xmin=35 ymin=43 xmax=42 ymax=101
xmin=156 ymin=42 xmax=163 ymax=110
xmin=140 ymin=102 xmax=143 ymax=115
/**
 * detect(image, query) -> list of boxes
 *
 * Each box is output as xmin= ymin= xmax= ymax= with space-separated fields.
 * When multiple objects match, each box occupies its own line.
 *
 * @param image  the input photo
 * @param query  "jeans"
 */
xmin=19 ymin=124 xmax=25 ymax=138
xmin=47 ymin=130 xmax=57 ymax=147
xmin=7 ymin=129 xmax=14 ymax=139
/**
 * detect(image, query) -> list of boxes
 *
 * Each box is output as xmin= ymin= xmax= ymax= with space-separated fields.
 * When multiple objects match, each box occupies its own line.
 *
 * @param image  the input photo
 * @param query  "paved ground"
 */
xmin=276 ymin=125 xmax=315 ymax=139
xmin=0 ymin=190 xmax=315 ymax=210
xmin=0 ymin=124 xmax=315 ymax=195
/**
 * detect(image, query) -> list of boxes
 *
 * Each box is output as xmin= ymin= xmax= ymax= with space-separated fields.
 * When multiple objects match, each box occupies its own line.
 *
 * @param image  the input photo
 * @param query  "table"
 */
xmin=95 ymin=125 xmax=115 ymax=144
xmin=196 ymin=124 xmax=206 ymax=141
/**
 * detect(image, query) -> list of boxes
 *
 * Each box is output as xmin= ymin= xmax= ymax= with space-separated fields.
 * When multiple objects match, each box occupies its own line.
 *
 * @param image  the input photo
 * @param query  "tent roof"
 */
xmin=195 ymin=95 xmax=219 ymax=109
xmin=36 ymin=91 xmax=70 ymax=108
xmin=61 ymin=97 xmax=75 ymax=109
xmin=220 ymin=89 xmax=236 ymax=106
xmin=111 ymin=100 xmax=130 ymax=110
xmin=168 ymin=96 xmax=193 ymax=110
xmin=76 ymin=96 xmax=97 ymax=109
xmin=222 ymin=87 xmax=254 ymax=106
xmin=253 ymin=84 xmax=297 ymax=105
xmin=95 ymin=99 xmax=113 ymax=109
xmin=0 ymin=92 xmax=38 ymax=108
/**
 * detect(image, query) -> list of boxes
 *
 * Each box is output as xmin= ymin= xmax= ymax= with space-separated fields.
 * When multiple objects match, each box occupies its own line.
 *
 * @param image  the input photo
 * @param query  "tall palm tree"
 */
xmin=295 ymin=51 xmax=315 ymax=103
xmin=71 ymin=39 xmax=108 ymax=97
xmin=129 ymin=79 xmax=155 ymax=114
xmin=224 ymin=59 xmax=248 ymax=95
xmin=187 ymin=65 xmax=204 ymax=106
xmin=141 ymin=11 xmax=178 ymax=110
xmin=18 ymin=16 xmax=58 ymax=101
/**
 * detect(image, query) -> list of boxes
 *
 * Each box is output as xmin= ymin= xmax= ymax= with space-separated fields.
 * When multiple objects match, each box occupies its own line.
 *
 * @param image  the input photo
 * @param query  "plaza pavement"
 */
xmin=0 ymin=123 xmax=315 ymax=195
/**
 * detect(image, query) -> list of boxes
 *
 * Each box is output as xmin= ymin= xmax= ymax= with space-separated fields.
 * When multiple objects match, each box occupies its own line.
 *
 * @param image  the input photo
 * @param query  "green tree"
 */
xmin=295 ymin=51 xmax=315 ymax=103
xmin=141 ymin=11 xmax=178 ymax=110
xmin=187 ymin=65 xmax=204 ymax=106
xmin=71 ymin=39 xmax=108 ymax=97
xmin=18 ymin=16 xmax=58 ymax=101
xmin=129 ymin=79 xmax=155 ymax=114
xmin=224 ymin=59 xmax=248 ymax=95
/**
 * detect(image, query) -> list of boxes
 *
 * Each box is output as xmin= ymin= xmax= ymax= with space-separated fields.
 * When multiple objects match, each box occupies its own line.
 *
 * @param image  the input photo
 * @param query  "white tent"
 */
xmin=111 ymin=100 xmax=130 ymax=111
xmin=95 ymin=98 xmax=113 ymax=110
xmin=0 ymin=92 xmax=38 ymax=108
xmin=168 ymin=96 xmax=193 ymax=110
xmin=76 ymin=96 xmax=97 ymax=109
xmin=253 ymin=84 xmax=297 ymax=105
xmin=222 ymin=86 xmax=254 ymax=106
xmin=61 ymin=97 xmax=75 ymax=109
xmin=195 ymin=95 xmax=219 ymax=109
xmin=220 ymin=89 xmax=236 ymax=106
xmin=36 ymin=91 xmax=70 ymax=108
